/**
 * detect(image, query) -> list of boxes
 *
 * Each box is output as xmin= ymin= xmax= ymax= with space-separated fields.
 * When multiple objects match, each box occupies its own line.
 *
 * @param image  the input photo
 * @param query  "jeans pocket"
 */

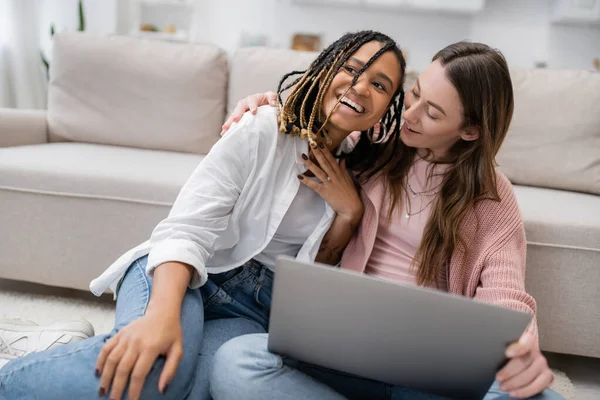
xmin=204 ymin=285 xmax=234 ymax=310
xmin=204 ymin=265 xmax=256 ymax=309
xmin=210 ymin=266 xmax=246 ymax=287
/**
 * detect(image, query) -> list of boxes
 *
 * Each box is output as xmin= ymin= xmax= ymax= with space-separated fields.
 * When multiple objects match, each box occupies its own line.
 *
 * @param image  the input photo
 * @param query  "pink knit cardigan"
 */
xmin=340 ymin=170 xmax=539 ymax=343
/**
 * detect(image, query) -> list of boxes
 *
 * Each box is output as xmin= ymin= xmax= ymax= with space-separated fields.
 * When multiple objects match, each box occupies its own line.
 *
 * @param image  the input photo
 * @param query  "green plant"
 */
xmin=41 ymin=0 xmax=86 ymax=80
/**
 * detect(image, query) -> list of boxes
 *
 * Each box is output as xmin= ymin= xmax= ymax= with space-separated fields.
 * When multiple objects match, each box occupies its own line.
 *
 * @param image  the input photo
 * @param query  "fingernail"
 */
xmin=506 ymin=349 xmax=516 ymax=358
xmin=98 ymin=387 xmax=106 ymax=396
xmin=95 ymin=368 xmax=100 ymax=377
xmin=297 ymin=174 xmax=304 ymax=180
xmin=301 ymin=153 xmax=308 ymax=160
xmin=318 ymin=142 xmax=324 ymax=149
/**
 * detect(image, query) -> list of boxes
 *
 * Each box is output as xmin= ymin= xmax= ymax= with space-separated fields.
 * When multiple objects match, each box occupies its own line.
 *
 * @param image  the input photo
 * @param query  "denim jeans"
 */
xmin=0 ymin=256 xmax=273 ymax=400
xmin=210 ymin=334 xmax=565 ymax=400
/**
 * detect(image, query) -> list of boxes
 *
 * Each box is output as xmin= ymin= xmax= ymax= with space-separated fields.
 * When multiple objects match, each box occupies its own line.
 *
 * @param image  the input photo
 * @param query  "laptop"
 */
xmin=268 ymin=257 xmax=532 ymax=400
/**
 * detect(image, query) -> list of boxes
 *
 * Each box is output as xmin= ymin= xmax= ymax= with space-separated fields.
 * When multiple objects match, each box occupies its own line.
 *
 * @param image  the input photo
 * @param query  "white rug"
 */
xmin=0 ymin=285 xmax=577 ymax=399
xmin=0 ymin=286 xmax=116 ymax=335
xmin=551 ymin=370 xmax=577 ymax=399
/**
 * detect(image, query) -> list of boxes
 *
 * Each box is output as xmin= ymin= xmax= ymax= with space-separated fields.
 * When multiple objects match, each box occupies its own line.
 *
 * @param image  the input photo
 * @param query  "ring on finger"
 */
xmin=324 ymin=176 xmax=331 ymax=183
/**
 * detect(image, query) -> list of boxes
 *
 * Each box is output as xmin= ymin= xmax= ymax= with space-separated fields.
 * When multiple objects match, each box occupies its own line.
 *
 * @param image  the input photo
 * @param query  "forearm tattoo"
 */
xmin=318 ymin=237 xmax=345 ymax=262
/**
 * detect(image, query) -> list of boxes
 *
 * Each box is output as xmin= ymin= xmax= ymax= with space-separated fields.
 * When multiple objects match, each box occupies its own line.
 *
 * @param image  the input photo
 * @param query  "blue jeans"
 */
xmin=210 ymin=334 xmax=565 ymax=400
xmin=0 ymin=256 xmax=273 ymax=400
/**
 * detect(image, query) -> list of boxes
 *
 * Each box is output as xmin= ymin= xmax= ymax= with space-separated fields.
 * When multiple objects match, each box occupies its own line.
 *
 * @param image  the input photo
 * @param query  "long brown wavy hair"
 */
xmin=351 ymin=42 xmax=515 ymax=287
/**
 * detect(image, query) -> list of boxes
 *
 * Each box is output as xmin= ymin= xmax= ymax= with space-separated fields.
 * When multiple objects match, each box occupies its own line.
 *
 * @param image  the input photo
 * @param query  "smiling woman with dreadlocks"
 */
xmin=0 ymin=31 xmax=406 ymax=400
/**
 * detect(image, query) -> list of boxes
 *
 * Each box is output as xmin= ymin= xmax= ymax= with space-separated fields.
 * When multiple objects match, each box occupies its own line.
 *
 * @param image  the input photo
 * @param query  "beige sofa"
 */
xmin=0 ymin=33 xmax=598 ymax=359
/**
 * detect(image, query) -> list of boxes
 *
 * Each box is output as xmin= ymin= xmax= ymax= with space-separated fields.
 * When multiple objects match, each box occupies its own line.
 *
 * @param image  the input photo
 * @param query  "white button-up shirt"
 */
xmin=90 ymin=106 xmax=344 ymax=297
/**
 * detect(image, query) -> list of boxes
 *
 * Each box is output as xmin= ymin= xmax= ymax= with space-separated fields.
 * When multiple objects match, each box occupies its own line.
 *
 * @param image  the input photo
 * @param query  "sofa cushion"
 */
xmin=513 ymin=184 xmax=600 ymax=357
xmin=0 ymin=143 xmax=202 ymax=204
xmin=48 ymin=33 xmax=227 ymax=155
xmin=498 ymin=69 xmax=600 ymax=196
xmin=0 ymin=143 xmax=202 ymax=292
xmin=227 ymin=47 xmax=318 ymax=115
xmin=513 ymin=185 xmax=600 ymax=251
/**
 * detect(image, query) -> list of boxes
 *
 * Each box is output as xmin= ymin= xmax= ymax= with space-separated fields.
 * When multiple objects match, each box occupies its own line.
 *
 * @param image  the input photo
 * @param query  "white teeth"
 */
xmin=405 ymin=123 xmax=418 ymax=133
xmin=340 ymin=96 xmax=365 ymax=113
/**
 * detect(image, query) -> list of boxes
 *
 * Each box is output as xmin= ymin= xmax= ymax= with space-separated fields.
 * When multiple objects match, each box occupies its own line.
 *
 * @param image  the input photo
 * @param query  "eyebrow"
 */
xmin=349 ymin=57 xmax=394 ymax=89
xmin=416 ymin=79 xmax=447 ymax=116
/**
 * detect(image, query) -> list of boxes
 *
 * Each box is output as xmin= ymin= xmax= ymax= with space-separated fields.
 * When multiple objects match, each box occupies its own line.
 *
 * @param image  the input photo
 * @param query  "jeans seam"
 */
xmin=254 ymin=266 xmax=271 ymax=309
xmin=115 ymin=258 xmax=151 ymax=328
xmin=385 ymin=384 xmax=392 ymax=400
xmin=134 ymin=258 xmax=151 ymax=316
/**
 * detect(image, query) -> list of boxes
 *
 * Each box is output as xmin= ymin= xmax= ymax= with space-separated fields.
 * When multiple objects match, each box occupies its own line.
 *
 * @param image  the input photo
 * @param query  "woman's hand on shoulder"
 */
xmin=221 ymin=91 xmax=278 ymax=136
xmin=495 ymin=332 xmax=554 ymax=398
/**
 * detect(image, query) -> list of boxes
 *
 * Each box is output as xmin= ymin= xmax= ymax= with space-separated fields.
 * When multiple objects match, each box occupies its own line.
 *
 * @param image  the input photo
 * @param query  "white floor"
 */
xmin=1 ymin=278 xmax=598 ymax=399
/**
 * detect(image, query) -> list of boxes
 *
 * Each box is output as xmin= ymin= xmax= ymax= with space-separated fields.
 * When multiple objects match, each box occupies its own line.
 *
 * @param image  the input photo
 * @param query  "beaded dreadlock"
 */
xmin=276 ymin=30 xmax=406 ymax=180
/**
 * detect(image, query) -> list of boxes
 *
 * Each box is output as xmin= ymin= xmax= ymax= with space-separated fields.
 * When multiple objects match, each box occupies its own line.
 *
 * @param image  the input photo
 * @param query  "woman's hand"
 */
xmin=96 ymin=311 xmax=183 ymax=400
xmin=299 ymin=143 xmax=363 ymax=226
xmin=221 ymin=91 xmax=278 ymax=136
xmin=495 ymin=333 xmax=554 ymax=398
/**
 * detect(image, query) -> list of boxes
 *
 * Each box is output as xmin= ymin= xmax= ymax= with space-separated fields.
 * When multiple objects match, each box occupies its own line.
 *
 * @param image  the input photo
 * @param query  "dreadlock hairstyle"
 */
xmin=276 ymin=30 xmax=406 ymax=178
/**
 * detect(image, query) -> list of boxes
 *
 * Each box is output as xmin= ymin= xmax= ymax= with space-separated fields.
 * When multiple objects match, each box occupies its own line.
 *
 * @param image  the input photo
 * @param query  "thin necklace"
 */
xmin=406 ymin=178 xmax=441 ymax=199
xmin=404 ymin=181 xmax=439 ymax=219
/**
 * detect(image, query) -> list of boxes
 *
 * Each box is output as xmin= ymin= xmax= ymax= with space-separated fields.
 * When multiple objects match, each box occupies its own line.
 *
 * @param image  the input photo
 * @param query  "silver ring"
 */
xmin=325 ymin=176 xmax=331 ymax=183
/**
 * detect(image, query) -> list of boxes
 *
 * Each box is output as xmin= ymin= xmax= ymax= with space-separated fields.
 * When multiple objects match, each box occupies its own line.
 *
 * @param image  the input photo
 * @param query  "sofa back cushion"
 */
xmin=48 ymin=33 xmax=227 ymax=154
xmin=498 ymin=69 xmax=600 ymax=195
xmin=227 ymin=47 xmax=318 ymax=115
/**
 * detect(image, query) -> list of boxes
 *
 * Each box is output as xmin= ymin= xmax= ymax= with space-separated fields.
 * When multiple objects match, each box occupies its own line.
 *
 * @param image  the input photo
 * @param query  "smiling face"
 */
xmin=400 ymin=60 xmax=479 ymax=160
xmin=321 ymin=41 xmax=403 ymax=144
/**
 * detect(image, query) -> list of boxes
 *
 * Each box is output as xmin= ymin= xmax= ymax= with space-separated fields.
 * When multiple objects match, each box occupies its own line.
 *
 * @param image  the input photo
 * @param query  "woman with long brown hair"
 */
xmin=212 ymin=41 xmax=563 ymax=400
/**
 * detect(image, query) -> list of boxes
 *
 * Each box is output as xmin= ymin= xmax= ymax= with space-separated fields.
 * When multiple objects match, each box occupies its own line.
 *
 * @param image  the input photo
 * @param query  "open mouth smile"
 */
xmin=338 ymin=95 xmax=365 ymax=114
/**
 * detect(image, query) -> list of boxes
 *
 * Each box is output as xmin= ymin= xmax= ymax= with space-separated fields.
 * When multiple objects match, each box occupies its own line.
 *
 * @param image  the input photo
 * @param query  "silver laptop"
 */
xmin=268 ymin=257 xmax=531 ymax=400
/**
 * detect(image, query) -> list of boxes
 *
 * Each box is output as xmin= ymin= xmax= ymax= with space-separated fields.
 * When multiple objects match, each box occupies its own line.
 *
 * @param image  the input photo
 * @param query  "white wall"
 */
xmin=550 ymin=23 xmax=600 ymax=69
xmin=184 ymin=0 xmax=599 ymax=71
xmin=469 ymin=0 xmax=551 ymax=68
xmin=0 ymin=0 xmax=12 ymax=106
xmin=191 ymin=0 xmax=472 ymax=72
xmin=41 ymin=0 xmax=600 ymax=71
xmin=38 ymin=0 xmax=118 ymax=62
xmin=117 ymin=0 xmax=131 ymax=36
